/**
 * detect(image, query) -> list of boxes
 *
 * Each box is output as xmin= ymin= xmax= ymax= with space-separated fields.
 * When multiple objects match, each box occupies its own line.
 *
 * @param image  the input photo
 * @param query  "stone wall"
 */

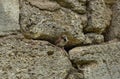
xmin=0 ymin=0 xmax=19 ymax=36
xmin=0 ymin=0 xmax=120 ymax=79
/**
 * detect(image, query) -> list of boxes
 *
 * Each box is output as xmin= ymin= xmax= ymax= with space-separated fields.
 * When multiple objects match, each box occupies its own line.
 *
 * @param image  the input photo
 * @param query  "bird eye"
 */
xmin=64 ymin=37 xmax=68 ymax=42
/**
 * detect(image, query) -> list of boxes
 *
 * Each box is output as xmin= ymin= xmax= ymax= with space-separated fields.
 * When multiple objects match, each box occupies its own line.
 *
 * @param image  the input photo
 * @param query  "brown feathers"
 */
xmin=55 ymin=35 xmax=68 ymax=48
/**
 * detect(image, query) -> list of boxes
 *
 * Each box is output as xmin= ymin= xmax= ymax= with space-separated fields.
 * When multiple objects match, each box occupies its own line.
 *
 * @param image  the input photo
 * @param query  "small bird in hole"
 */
xmin=55 ymin=34 xmax=69 ymax=56
xmin=55 ymin=34 xmax=68 ymax=48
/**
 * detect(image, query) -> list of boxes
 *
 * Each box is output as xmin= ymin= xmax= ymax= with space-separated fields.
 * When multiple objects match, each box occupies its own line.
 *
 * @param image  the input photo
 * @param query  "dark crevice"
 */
xmin=71 ymin=60 xmax=79 ymax=70
xmin=102 ymin=13 xmax=113 ymax=42
xmin=83 ymin=0 xmax=90 ymax=34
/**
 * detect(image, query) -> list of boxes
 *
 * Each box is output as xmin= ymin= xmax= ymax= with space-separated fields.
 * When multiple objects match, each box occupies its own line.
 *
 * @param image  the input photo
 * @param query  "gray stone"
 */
xmin=19 ymin=0 xmax=86 ymax=47
xmin=19 ymin=0 xmax=112 ymax=46
xmin=85 ymin=0 xmax=111 ymax=34
xmin=104 ymin=0 xmax=117 ymax=5
xmin=69 ymin=42 xmax=120 ymax=79
xmin=55 ymin=0 xmax=87 ymax=14
xmin=105 ymin=0 xmax=120 ymax=40
xmin=84 ymin=33 xmax=104 ymax=45
xmin=0 ymin=34 xmax=83 ymax=79
xmin=0 ymin=0 xmax=19 ymax=35
xmin=27 ymin=0 xmax=60 ymax=11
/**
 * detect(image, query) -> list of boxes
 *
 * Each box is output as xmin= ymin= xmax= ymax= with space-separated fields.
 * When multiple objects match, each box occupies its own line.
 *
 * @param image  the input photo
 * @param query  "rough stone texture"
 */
xmin=27 ymin=0 xmax=60 ymax=11
xmin=0 ymin=0 xmax=120 ymax=79
xmin=20 ymin=0 xmax=112 ymax=47
xmin=20 ymin=0 xmax=86 ymax=47
xmin=0 ymin=34 xmax=83 ymax=79
xmin=69 ymin=42 xmax=120 ymax=79
xmin=105 ymin=0 xmax=120 ymax=40
xmin=85 ymin=0 xmax=111 ymax=34
xmin=0 ymin=0 xmax=19 ymax=35
xmin=55 ymin=0 xmax=87 ymax=14
xmin=104 ymin=0 xmax=117 ymax=5
xmin=83 ymin=33 xmax=104 ymax=44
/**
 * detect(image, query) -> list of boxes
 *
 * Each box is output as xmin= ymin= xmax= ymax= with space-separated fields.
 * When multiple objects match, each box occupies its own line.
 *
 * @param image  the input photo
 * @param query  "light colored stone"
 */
xmin=85 ymin=0 xmax=111 ymax=34
xmin=20 ymin=0 xmax=86 ymax=47
xmin=84 ymin=33 xmax=104 ymax=44
xmin=27 ymin=0 xmax=60 ymax=11
xmin=104 ymin=0 xmax=117 ymax=5
xmin=105 ymin=0 xmax=120 ymax=40
xmin=69 ymin=42 xmax=120 ymax=79
xmin=55 ymin=0 xmax=86 ymax=14
xmin=0 ymin=35 xmax=83 ymax=79
xmin=0 ymin=0 xmax=19 ymax=35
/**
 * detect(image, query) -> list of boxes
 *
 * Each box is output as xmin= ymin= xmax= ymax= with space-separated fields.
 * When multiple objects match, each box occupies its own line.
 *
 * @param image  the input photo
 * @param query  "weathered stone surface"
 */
xmin=0 ymin=0 xmax=120 ymax=79
xmin=0 ymin=34 xmax=83 ymax=79
xmin=20 ymin=0 xmax=111 ymax=46
xmin=104 ymin=0 xmax=117 ymax=5
xmin=55 ymin=0 xmax=86 ymax=14
xmin=27 ymin=0 xmax=60 ymax=11
xmin=0 ymin=0 xmax=19 ymax=35
xmin=20 ymin=0 xmax=86 ymax=46
xmin=105 ymin=0 xmax=120 ymax=40
xmin=69 ymin=42 xmax=120 ymax=79
xmin=84 ymin=33 xmax=104 ymax=44
xmin=85 ymin=0 xmax=111 ymax=34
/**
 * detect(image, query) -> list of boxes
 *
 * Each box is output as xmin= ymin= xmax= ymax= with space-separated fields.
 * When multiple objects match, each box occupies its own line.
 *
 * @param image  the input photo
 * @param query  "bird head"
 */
xmin=61 ymin=34 xmax=68 ymax=42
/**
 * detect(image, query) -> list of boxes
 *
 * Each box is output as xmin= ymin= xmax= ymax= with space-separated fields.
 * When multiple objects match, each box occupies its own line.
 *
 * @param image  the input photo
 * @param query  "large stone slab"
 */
xmin=0 ymin=0 xmax=19 ymax=35
xmin=105 ymin=0 xmax=120 ymax=40
xmin=69 ymin=42 xmax=120 ymax=79
xmin=19 ymin=0 xmax=87 ymax=47
xmin=19 ymin=0 xmax=111 ymax=47
xmin=0 ymin=34 xmax=83 ymax=79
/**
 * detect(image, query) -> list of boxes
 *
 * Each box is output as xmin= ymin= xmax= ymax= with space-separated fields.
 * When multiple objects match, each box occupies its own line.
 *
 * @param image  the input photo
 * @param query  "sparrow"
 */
xmin=55 ymin=34 xmax=69 ymax=56
xmin=55 ymin=34 xmax=68 ymax=48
